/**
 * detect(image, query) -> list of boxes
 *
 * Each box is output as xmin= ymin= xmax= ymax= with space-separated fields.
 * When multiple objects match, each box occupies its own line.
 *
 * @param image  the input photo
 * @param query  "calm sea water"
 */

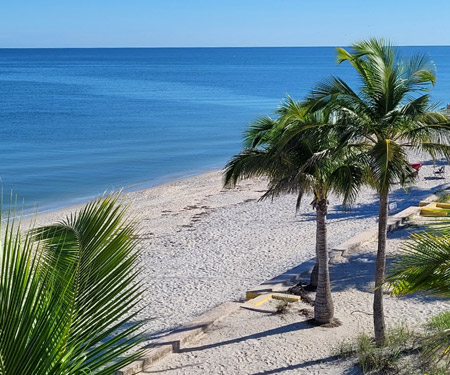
xmin=1 ymin=47 xmax=450 ymax=212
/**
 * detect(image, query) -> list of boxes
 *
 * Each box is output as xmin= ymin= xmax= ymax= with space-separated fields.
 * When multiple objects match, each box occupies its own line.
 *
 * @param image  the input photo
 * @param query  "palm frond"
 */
xmin=387 ymin=230 xmax=450 ymax=297
xmin=401 ymin=52 xmax=436 ymax=87
xmin=387 ymin=222 xmax=450 ymax=365
xmin=260 ymin=173 xmax=316 ymax=206
xmin=369 ymin=139 xmax=415 ymax=193
xmin=31 ymin=194 xmax=144 ymax=374
xmin=329 ymin=163 xmax=364 ymax=208
xmin=0 ymin=195 xmax=144 ymax=374
xmin=0 ymin=212 xmax=76 ymax=375
xmin=223 ymin=148 xmax=282 ymax=187
xmin=243 ymin=116 xmax=279 ymax=148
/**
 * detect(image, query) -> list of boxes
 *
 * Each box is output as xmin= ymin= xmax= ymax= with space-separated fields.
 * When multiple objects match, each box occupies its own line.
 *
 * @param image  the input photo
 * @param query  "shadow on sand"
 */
xmin=298 ymin=180 xmax=449 ymax=224
xmin=178 ymin=320 xmax=313 ymax=354
xmin=248 ymin=355 xmax=357 ymax=375
xmin=329 ymin=229 xmax=444 ymax=304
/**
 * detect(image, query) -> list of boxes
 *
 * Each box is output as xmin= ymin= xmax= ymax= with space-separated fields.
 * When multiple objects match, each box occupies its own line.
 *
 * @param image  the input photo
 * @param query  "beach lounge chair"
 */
xmin=434 ymin=165 xmax=445 ymax=178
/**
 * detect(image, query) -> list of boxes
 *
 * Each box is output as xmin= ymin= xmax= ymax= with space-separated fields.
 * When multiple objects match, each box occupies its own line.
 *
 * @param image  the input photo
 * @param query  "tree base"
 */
xmin=310 ymin=317 xmax=342 ymax=328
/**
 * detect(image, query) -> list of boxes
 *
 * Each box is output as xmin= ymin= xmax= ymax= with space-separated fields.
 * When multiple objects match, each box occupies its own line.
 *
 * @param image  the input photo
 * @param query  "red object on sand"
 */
xmin=410 ymin=163 xmax=422 ymax=172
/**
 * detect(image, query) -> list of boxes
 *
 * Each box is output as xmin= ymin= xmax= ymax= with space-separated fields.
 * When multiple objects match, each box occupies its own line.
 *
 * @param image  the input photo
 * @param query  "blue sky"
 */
xmin=1 ymin=0 xmax=449 ymax=48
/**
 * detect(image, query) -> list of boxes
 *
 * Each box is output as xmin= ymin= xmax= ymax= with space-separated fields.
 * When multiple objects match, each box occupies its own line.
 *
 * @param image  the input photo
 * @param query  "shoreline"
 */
xmin=19 ymin=166 xmax=224 ymax=223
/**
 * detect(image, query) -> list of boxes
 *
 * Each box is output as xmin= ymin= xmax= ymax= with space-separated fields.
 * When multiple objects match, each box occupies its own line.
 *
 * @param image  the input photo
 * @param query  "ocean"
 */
xmin=1 ymin=46 xmax=450 ymax=212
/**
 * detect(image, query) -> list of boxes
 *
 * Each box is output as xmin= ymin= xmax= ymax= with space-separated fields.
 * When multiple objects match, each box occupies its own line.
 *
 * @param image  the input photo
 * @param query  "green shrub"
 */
xmin=335 ymin=339 xmax=354 ymax=358
xmin=422 ymin=312 xmax=450 ymax=371
xmin=335 ymin=322 xmax=450 ymax=374
xmin=437 ymin=193 xmax=450 ymax=203
xmin=427 ymin=311 xmax=450 ymax=332
xmin=337 ymin=325 xmax=418 ymax=374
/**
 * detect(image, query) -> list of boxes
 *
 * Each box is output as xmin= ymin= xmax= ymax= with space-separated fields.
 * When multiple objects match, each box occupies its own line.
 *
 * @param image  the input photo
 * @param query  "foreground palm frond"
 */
xmin=388 ymin=229 xmax=450 ymax=298
xmin=387 ymin=224 xmax=450 ymax=364
xmin=0 ymin=194 xmax=144 ymax=375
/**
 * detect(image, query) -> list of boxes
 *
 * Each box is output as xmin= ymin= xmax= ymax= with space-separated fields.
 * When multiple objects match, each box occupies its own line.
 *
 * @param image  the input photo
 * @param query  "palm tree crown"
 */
xmin=308 ymin=39 xmax=450 ymax=189
xmin=225 ymin=99 xmax=363 ymax=208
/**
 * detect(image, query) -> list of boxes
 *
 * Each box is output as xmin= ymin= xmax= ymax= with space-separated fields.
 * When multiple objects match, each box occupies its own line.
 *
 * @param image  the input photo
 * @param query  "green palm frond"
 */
xmin=369 ymin=139 xmax=416 ymax=193
xmin=0 ymin=194 xmax=144 ymax=375
xmin=387 ymin=230 xmax=450 ymax=297
xmin=32 ymin=194 xmax=144 ymax=374
xmin=276 ymin=96 xmax=310 ymax=128
xmin=224 ymin=148 xmax=282 ymax=187
xmin=387 ymin=224 xmax=450 ymax=364
xmin=418 ymin=143 xmax=450 ymax=160
xmin=328 ymin=163 xmax=364 ymax=208
xmin=401 ymin=53 xmax=436 ymax=87
xmin=0 ymin=214 xmax=74 ymax=375
xmin=243 ymin=116 xmax=279 ymax=148
xmin=395 ymin=94 xmax=430 ymax=118
xmin=260 ymin=172 xmax=316 ymax=205
xmin=312 ymin=76 xmax=375 ymax=120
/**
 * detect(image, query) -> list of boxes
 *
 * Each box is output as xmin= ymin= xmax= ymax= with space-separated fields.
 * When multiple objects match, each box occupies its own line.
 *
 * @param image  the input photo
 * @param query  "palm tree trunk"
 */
xmin=374 ymin=191 xmax=388 ymax=345
xmin=309 ymin=261 xmax=319 ymax=290
xmin=314 ymin=198 xmax=334 ymax=324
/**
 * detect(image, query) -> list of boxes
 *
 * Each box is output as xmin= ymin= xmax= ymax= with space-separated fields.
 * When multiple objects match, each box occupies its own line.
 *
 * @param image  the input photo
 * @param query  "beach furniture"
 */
xmin=388 ymin=202 xmax=397 ymax=213
xmin=420 ymin=202 xmax=450 ymax=216
xmin=410 ymin=163 xmax=422 ymax=174
xmin=434 ymin=165 xmax=445 ymax=178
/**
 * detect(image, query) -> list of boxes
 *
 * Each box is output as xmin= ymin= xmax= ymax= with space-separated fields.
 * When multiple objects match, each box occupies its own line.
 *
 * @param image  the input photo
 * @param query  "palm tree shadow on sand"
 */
xmin=329 ymin=229 xmax=445 ymax=304
xmin=176 ymin=320 xmax=313 ymax=354
xmin=297 ymin=181 xmax=449 ymax=224
xmin=248 ymin=355 xmax=361 ymax=375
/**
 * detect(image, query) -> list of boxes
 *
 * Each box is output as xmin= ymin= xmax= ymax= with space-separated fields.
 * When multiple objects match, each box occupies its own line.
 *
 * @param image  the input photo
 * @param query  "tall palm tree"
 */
xmin=224 ymin=99 xmax=363 ymax=324
xmin=305 ymin=38 xmax=450 ymax=343
xmin=0 ymin=194 xmax=144 ymax=374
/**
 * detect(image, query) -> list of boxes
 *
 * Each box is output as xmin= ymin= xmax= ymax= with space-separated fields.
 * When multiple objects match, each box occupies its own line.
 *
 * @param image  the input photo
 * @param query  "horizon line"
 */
xmin=2 ymin=44 xmax=450 ymax=49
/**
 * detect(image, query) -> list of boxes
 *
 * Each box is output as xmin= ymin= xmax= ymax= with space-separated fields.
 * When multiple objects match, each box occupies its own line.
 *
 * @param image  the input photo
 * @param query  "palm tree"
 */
xmin=387 ymin=224 xmax=450 ymax=363
xmin=0 ymin=194 xmax=144 ymax=374
xmin=224 ymin=99 xmax=363 ymax=324
xmin=305 ymin=38 xmax=450 ymax=343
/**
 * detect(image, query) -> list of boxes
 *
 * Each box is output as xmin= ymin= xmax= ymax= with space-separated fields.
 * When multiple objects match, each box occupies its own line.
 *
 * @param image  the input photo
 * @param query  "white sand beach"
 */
xmin=145 ymin=229 xmax=450 ymax=375
xmin=27 ymin=160 xmax=450 ymax=373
